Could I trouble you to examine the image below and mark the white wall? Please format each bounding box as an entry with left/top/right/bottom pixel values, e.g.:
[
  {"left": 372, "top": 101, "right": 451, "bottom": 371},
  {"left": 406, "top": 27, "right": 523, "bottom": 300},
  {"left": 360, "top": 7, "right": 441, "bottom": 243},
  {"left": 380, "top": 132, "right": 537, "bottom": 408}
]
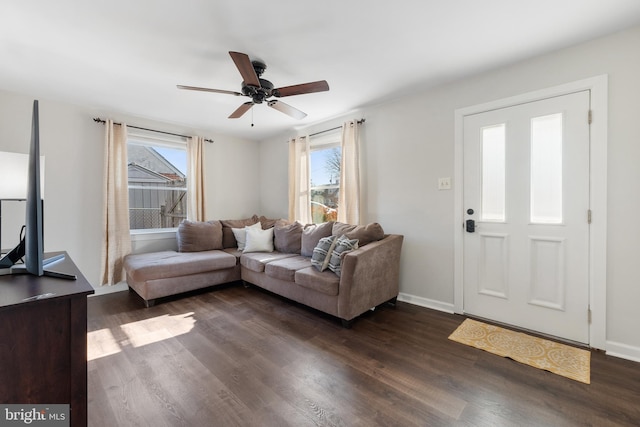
[
  {"left": 0, "top": 89, "right": 260, "bottom": 288},
  {"left": 259, "top": 25, "right": 640, "bottom": 357}
]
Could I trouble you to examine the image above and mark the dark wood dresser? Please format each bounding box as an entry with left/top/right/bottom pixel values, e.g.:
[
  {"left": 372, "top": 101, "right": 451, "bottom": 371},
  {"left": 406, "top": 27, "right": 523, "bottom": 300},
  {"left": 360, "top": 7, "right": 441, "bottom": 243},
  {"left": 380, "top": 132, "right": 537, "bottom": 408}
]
[{"left": 0, "top": 252, "right": 94, "bottom": 427}]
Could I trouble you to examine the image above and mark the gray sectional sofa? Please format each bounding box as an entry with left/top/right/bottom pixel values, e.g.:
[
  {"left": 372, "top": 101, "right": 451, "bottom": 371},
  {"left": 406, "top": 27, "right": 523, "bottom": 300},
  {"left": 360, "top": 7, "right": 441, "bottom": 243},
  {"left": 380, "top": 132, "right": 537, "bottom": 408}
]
[{"left": 123, "top": 215, "right": 403, "bottom": 327}]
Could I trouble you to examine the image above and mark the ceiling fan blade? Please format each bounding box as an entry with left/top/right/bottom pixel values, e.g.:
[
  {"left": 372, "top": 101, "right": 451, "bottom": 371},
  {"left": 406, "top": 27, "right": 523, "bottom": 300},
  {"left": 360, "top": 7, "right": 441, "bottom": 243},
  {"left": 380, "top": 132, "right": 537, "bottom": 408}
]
[
  {"left": 267, "top": 100, "right": 307, "bottom": 119},
  {"left": 177, "top": 85, "right": 242, "bottom": 96},
  {"left": 273, "top": 80, "right": 329, "bottom": 98},
  {"left": 229, "top": 102, "right": 254, "bottom": 119},
  {"left": 229, "top": 51, "right": 261, "bottom": 87}
]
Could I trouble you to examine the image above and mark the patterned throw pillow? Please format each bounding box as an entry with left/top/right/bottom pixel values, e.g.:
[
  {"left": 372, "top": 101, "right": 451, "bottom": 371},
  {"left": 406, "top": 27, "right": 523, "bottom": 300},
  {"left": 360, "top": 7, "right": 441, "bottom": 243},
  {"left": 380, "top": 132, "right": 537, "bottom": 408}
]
[
  {"left": 311, "top": 235, "right": 338, "bottom": 272},
  {"left": 328, "top": 235, "right": 359, "bottom": 277}
]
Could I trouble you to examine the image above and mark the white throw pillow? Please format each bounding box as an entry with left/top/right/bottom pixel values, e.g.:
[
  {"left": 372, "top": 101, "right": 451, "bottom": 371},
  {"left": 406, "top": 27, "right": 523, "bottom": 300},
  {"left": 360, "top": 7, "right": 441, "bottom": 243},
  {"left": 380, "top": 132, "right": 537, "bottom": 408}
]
[
  {"left": 232, "top": 222, "right": 262, "bottom": 251},
  {"left": 243, "top": 226, "right": 274, "bottom": 253}
]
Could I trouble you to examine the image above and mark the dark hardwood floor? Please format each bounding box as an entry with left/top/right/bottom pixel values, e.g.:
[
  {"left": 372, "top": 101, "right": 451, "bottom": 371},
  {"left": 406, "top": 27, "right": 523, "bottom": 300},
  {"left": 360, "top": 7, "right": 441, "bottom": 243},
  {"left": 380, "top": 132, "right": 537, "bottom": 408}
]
[{"left": 87, "top": 284, "right": 640, "bottom": 426}]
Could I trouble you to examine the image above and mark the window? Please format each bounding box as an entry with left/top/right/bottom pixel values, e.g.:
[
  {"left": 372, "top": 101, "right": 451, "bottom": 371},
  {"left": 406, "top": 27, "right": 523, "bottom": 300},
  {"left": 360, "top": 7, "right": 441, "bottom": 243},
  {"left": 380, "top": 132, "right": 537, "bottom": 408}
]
[
  {"left": 530, "top": 113, "right": 563, "bottom": 224},
  {"left": 127, "top": 135, "right": 187, "bottom": 231},
  {"left": 310, "top": 132, "right": 341, "bottom": 223},
  {"left": 481, "top": 124, "right": 506, "bottom": 222}
]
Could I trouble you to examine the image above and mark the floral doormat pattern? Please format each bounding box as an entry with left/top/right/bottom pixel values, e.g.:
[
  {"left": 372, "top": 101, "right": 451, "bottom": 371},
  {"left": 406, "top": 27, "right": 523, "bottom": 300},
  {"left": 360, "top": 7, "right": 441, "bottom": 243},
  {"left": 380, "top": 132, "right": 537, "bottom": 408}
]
[{"left": 448, "top": 318, "right": 590, "bottom": 384}]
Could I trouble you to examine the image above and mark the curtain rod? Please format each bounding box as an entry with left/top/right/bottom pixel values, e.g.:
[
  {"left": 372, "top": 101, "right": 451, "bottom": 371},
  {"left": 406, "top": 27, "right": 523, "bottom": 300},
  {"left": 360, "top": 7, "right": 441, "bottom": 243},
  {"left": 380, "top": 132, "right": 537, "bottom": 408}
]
[
  {"left": 93, "top": 118, "right": 214, "bottom": 143},
  {"left": 308, "top": 118, "right": 366, "bottom": 138}
]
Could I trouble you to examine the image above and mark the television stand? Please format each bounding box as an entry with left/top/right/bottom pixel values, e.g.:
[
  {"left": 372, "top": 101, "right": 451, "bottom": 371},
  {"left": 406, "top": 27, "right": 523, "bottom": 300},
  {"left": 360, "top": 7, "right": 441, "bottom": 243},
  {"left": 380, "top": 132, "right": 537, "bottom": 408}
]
[{"left": 0, "top": 251, "right": 93, "bottom": 427}]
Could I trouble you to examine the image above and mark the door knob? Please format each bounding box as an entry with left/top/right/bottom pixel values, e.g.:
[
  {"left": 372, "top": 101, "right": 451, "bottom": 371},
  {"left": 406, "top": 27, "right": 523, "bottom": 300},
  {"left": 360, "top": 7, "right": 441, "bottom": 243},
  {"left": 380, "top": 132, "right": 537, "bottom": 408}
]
[{"left": 466, "top": 219, "right": 475, "bottom": 233}]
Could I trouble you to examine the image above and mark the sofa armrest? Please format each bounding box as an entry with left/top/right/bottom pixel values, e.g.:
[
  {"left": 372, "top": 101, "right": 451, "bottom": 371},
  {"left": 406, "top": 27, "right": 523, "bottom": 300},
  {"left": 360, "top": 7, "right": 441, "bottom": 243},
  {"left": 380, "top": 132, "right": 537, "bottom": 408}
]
[{"left": 337, "top": 234, "right": 404, "bottom": 321}]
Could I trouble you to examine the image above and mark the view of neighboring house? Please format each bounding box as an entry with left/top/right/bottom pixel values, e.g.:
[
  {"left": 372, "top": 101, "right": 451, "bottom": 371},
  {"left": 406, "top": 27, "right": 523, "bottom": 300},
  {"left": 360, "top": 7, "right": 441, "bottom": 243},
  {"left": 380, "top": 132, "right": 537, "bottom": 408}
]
[{"left": 127, "top": 145, "right": 187, "bottom": 229}]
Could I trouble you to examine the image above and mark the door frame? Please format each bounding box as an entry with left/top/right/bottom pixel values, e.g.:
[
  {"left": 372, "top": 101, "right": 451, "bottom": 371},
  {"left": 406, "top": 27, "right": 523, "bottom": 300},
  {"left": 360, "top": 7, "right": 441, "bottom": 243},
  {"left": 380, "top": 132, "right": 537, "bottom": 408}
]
[{"left": 453, "top": 75, "right": 608, "bottom": 350}]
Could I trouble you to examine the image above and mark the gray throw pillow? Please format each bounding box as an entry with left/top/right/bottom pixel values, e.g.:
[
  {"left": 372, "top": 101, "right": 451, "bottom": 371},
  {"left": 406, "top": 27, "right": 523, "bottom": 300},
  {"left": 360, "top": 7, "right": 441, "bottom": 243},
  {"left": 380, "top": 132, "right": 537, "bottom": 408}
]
[
  {"left": 328, "top": 235, "right": 359, "bottom": 276},
  {"left": 301, "top": 221, "right": 334, "bottom": 257},
  {"left": 274, "top": 221, "right": 303, "bottom": 253},
  {"left": 311, "top": 235, "right": 337, "bottom": 272},
  {"left": 177, "top": 220, "right": 223, "bottom": 252}
]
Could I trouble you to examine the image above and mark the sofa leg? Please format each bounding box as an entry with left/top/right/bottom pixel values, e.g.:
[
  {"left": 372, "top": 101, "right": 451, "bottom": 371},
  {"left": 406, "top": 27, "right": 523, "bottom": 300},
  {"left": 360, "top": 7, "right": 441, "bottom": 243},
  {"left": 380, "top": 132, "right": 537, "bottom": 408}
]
[
  {"left": 242, "top": 280, "right": 250, "bottom": 288},
  {"left": 387, "top": 297, "right": 398, "bottom": 307},
  {"left": 341, "top": 318, "right": 354, "bottom": 329},
  {"left": 144, "top": 299, "right": 156, "bottom": 308}
]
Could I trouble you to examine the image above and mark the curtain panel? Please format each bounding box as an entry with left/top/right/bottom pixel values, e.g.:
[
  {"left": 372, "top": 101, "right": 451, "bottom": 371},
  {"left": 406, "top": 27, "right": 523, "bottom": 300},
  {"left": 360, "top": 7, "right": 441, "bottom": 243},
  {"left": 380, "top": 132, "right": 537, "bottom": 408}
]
[
  {"left": 338, "top": 120, "right": 361, "bottom": 224},
  {"left": 100, "top": 120, "right": 131, "bottom": 286},
  {"left": 288, "top": 136, "right": 311, "bottom": 224},
  {"left": 187, "top": 136, "right": 206, "bottom": 221}
]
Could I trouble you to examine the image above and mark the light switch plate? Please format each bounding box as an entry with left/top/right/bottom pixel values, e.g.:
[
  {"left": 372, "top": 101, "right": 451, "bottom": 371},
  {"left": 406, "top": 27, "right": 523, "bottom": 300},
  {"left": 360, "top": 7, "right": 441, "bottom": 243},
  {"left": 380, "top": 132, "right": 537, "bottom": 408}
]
[{"left": 438, "top": 177, "right": 451, "bottom": 190}]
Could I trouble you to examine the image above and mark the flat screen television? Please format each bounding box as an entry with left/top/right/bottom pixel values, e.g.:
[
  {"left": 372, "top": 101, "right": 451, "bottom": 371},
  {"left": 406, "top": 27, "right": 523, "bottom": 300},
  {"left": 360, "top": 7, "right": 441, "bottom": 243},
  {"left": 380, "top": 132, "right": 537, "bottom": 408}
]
[{"left": 0, "top": 100, "right": 76, "bottom": 280}]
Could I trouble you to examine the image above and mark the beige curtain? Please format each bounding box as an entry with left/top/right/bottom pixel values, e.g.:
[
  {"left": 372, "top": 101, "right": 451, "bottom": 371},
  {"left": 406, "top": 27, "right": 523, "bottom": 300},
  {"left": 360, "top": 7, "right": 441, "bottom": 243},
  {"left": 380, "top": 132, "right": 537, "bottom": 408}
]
[
  {"left": 187, "top": 136, "right": 206, "bottom": 221},
  {"left": 100, "top": 120, "right": 131, "bottom": 285},
  {"left": 338, "top": 120, "right": 361, "bottom": 224},
  {"left": 288, "top": 136, "right": 311, "bottom": 224}
]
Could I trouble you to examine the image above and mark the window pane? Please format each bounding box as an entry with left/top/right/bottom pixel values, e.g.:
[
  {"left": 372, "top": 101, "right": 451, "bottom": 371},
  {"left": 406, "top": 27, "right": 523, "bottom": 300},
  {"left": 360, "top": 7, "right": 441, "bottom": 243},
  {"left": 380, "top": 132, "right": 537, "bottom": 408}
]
[
  {"left": 481, "top": 124, "right": 506, "bottom": 221},
  {"left": 127, "top": 143, "right": 187, "bottom": 229},
  {"left": 310, "top": 146, "right": 341, "bottom": 223},
  {"left": 531, "top": 113, "right": 563, "bottom": 224}
]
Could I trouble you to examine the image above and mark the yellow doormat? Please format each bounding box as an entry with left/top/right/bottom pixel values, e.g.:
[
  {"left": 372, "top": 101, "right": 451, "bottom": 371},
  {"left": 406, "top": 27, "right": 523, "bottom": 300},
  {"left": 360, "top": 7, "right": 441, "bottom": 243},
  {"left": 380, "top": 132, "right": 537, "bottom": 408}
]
[{"left": 448, "top": 318, "right": 590, "bottom": 384}]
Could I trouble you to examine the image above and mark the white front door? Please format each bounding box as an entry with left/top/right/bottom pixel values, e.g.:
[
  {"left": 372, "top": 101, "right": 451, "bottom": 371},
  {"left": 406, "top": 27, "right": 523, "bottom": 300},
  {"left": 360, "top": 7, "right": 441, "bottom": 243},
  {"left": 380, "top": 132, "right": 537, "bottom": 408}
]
[{"left": 462, "top": 90, "right": 590, "bottom": 343}]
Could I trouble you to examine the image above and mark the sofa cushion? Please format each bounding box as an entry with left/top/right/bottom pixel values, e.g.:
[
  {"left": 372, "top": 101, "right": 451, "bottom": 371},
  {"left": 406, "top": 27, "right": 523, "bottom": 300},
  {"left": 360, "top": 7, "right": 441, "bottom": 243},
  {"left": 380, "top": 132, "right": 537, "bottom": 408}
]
[
  {"left": 240, "top": 252, "right": 298, "bottom": 273},
  {"left": 221, "top": 215, "right": 259, "bottom": 248},
  {"left": 232, "top": 222, "right": 262, "bottom": 251},
  {"left": 344, "top": 222, "right": 385, "bottom": 246},
  {"left": 124, "top": 250, "right": 237, "bottom": 282},
  {"left": 264, "top": 256, "right": 311, "bottom": 282},
  {"left": 244, "top": 226, "right": 274, "bottom": 253},
  {"left": 310, "top": 235, "right": 338, "bottom": 272},
  {"left": 328, "top": 235, "right": 359, "bottom": 277},
  {"left": 332, "top": 222, "right": 357, "bottom": 237},
  {"left": 259, "top": 215, "right": 281, "bottom": 230},
  {"left": 294, "top": 267, "right": 340, "bottom": 296},
  {"left": 301, "top": 221, "right": 334, "bottom": 257},
  {"left": 177, "top": 220, "right": 223, "bottom": 252},
  {"left": 223, "top": 248, "right": 242, "bottom": 264},
  {"left": 274, "top": 221, "right": 303, "bottom": 253}
]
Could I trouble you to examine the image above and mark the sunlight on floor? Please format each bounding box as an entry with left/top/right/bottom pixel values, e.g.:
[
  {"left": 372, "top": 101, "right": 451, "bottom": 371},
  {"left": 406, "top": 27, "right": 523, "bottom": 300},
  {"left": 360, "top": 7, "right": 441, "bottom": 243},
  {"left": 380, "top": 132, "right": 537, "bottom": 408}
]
[{"left": 88, "top": 312, "right": 196, "bottom": 361}]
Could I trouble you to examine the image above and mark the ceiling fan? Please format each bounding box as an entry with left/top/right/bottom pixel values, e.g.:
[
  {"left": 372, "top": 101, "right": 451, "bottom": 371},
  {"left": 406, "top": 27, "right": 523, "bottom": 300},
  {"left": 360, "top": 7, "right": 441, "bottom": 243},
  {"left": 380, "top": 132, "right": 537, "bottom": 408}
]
[{"left": 177, "top": 51, "right": 329, "bottom": 120}]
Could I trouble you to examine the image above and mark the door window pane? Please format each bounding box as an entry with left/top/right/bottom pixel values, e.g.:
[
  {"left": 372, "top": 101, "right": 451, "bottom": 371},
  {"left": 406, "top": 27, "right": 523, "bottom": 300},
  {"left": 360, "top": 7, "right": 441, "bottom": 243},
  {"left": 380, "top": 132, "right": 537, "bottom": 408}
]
[
  {"left": 531, "top": 113, "right": 563, "bottom": 224},
  {"left": 481, "top": 124, "right": 506, "bottom": 221}
]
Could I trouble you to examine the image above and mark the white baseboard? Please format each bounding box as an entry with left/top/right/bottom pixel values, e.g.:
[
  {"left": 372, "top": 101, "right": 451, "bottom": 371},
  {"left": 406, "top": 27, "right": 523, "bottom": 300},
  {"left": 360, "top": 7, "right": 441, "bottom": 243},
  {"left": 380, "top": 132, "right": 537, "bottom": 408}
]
[
  {"left": 606, "top": 341, "right": 640, "bottom": 363},
  {"left": 398, "top": 292, "right": 454, "bottom": 314}
]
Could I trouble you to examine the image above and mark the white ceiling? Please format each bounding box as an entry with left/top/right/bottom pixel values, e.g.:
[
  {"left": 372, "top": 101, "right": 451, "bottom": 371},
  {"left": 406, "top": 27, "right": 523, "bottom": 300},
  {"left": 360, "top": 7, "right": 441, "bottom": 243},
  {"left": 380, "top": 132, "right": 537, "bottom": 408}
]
[{"left": 2, "top": 0, "right": 640, "bottom": 141}]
